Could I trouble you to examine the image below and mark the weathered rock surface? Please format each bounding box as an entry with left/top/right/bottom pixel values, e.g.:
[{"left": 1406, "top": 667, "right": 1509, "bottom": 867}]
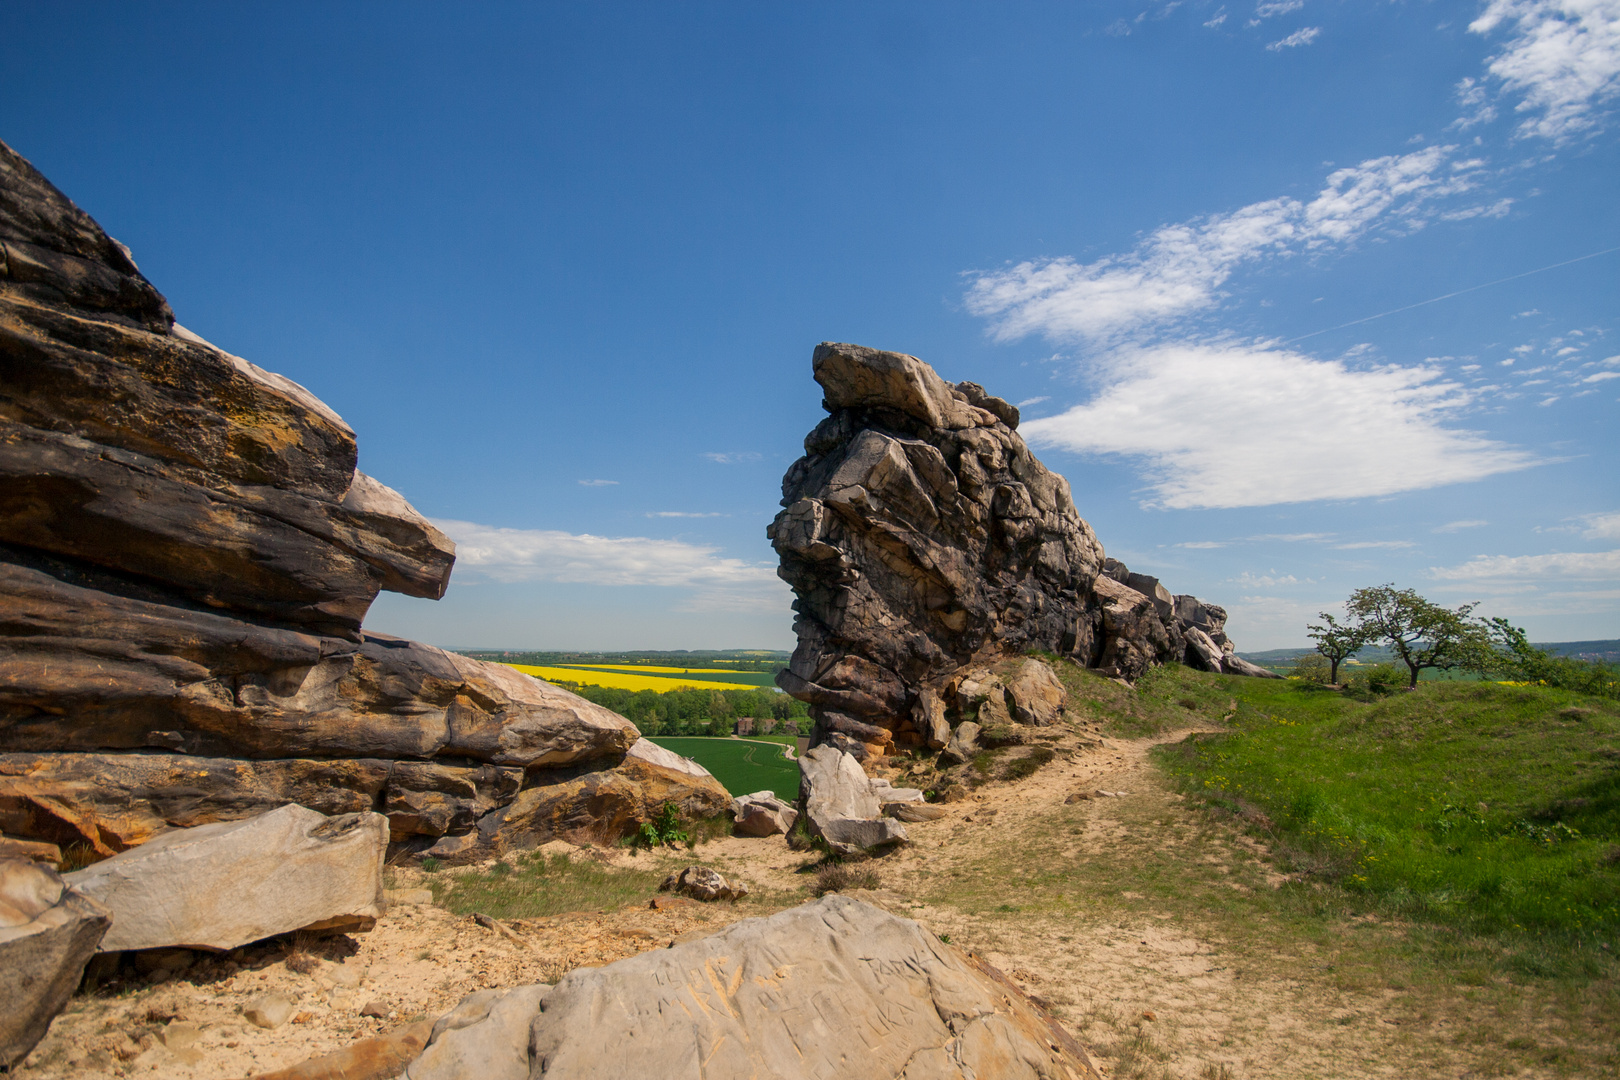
[
  {"left": 0, "top": 858, "right": 111, "bottom": 1070},
  {"left": 769, "top": 342, "right": 1276, "bottom": 758},
  {"left": 730, "top": 790, "right": 798, "bottom": 836},
  {"left": 400, "top": 985, "right": 549, "bottom": 1080},
  {"left": 472, "top": 739, "right": 732, "bottom": 856},
  {"left": 659, "top": 865, "right": 748, "bottom": 901},
  {"left": 64, "top": 803, "right": 387, "bottom": 951},
  {"left": 251, "top": 1019, "right": 434, "bottom": 1080},
  {"left": 392, "top": 895, "right": 1101, "bottom": 1080},
  {"left": 0, "top": 138, "right": 717, "bottom": 859},
  {"left": 799, "top": 745, "right": 908, "bottom": 854}
]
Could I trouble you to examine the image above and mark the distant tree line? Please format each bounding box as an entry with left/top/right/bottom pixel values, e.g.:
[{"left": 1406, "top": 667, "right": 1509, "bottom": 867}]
[
  {"left": 1304, "top": 584, "right": 1618, "bottom": 697},
  {"left": 557, "top": 684, "right": 811, "bottom": 735}
]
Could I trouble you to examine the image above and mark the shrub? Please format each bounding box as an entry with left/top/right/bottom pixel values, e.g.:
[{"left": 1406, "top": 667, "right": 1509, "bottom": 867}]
[
  {"left": 811, "top": 861, "right": 880, "bottom": 896},
  {"left": 623, "top": 802, "right": 690, "bottom": 851},
  {"left": 1290, "top": 654, "right": 1332, "bottom": 683}
]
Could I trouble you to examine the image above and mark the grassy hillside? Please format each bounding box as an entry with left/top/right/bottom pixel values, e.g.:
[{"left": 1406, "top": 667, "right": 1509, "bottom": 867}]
[
  {"left": 647, "top": 736, "right": 800, "bottom": 801},
  {"left": 1149, "top": 673, "right": 1619, "bottom": 967}
]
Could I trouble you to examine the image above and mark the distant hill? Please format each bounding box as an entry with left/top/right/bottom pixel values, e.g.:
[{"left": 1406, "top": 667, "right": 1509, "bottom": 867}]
[
  {"left": 1238, "top": 639, "right": 1620, "bottom": 671},
  {"left": 458, "top": 649, "right": 792, "bottom": 674}
]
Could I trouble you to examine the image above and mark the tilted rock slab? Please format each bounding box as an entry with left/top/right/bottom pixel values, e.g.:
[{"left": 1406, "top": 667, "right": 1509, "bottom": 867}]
[
  {"left": 0, "top": 858, "right": 110, "bottom": 1070},
  {"left": 799, "top": 744, "right": 907, "bottom": 855},
  {"left": 395, "top": 895, "right": 1101, "bottom": 1080},
  {"left": 64, "top": 803, "right": 387, "bottom": 952},
  {"left": 770, "top": 342, "right": 1274, "bottom": 758},
  {"left": 0, "top": 138, "right": 703, "bottom": 857},
  {"left": 731, "top": 790, "right": 799, "bottom": 837}
]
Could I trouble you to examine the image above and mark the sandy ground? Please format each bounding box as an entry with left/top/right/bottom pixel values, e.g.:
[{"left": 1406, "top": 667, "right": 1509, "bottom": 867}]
[{"left": 17, "top": 729, "right": 1592, "bottom": 1079}]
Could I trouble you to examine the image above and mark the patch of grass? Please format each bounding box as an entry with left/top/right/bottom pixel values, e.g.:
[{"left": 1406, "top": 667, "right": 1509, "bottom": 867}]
[
  {"left": 1156, "top": 679, "right": 1620, "bottom": 952},
  {"left": 1003, "top": 745, "right": 1057, "bottom": 782},
  {"left": 1039, "top": 655, "right": 1236, "bottom": 738},
  {"left": 647, "top": 736, "right": 800, "bottom": 800},
  {"left": 811, "top": 862, "right": 881, "bottom": 896},
  {"left": 426, "top": 850, "right": 668, "bottom": 919}
]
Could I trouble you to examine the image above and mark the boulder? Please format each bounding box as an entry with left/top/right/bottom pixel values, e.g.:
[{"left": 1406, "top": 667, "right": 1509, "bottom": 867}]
[
  {"left": 942, "top": 720, "right": 982, "bottom": 766},
  {"left": 392, "top": 895, "right": 1101, "bottom": 1080},
  {"left": 771, "top": 342, "right": 1258, "bottom": 752},
  {"left": 888, "top": 802, "right": 949, "bottom": 822},
  {"left": 730, "top": 790, "right": 798, "bottom": 837},
  {"left": 401, "top": 985, "right": 551, "bottom": 1080},
  {"left": 798, "top": 746, "right": 908, "bottom": 855},
  {"left": 0, "top": 858, "right": 111, "bottom": 1070},
  {"left": 0, "top": 139, "right": 702, "bottom": 860},
  {"left": 1184, "top": 626, "right": 1226, "bottom": 673},
  {"left": 1222, "top": 653, "right": 1283, "bottom": 680},
  {"left": 659, "top": 866, "right": 748, "bottom": 901},
  {"left": 1005, "top": 658, "right": 1067, "bottom": 725},
  {"left": 64, "top": 804, "right": 387, "bottom": 952},
  {"left": 478, "top": 739, "right": 730, "bottom": 852}
]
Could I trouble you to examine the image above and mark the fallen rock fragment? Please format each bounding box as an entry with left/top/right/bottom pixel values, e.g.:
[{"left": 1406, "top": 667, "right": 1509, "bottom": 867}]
[
  {"left": 659, "top": 865, "right": 748, "bottom": 902},
  {"left": 243, "top": 994, "right": 294, "bottom": 1030},
  {"left": 730, "top": 790, "right": 798, "bottom": 837},
  {"left": 799, "top": 745, "right": 907, "bottom": 855},
  {"left": 392, "top": 895, "right": 1101, "bottom": 1080},
  {"left": 65, "top": 803, "right": 387, "bottom": 952},
  {"left": 249, "top": 1020, "right": 432, "bottom": 1080},
  {"left": 0, "top": 858, "right": 111, "bottom": 1070}
]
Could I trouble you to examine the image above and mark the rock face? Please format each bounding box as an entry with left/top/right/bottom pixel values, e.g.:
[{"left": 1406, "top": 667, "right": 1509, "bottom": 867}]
[
  {"left": 799, "top": 745, "right": 908, "bottom": 854},
  {"left": 64, "top": 804, "right": 387, "bottom": 952},
  {"left": 396, "top": 895, "right": 1101, "bottom": 1080},
  {"left": 769, "top": 342, "right": 1276, "bottom": 757},
  {"left": 0, "top": 859, "right": 111, "bottom": 1070}
]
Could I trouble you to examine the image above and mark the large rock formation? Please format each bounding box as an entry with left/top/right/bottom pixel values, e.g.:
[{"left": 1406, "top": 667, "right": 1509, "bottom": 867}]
[
  {"left": 396, "top": 895, "right": 1102, "bottom": 1080},
  {"left": 769, "top": 343, "right": 1275, "bottom": 757},
  {"left": 0, "top": 139, "right": 726, "bottom": 860}
]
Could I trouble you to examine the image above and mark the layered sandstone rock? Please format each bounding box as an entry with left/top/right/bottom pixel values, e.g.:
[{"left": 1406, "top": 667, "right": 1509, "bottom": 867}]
[
  {"left": 769, "top": 343, "right": 1275, "bottom": 757},
  {"left": 0, "top": 859, "right": 110, "bottom": 1070},
  {"left": 0, "top": 139, "right": 720, "bottom": 860}
]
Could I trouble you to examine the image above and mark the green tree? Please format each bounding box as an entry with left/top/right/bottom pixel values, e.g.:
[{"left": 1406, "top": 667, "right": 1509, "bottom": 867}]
[
  {"left": 1305, "top": 612, "right": 1366, "bottom": 685},
  {"left": 1345, "top": 584, "right": 1486, "bottom": 689}
]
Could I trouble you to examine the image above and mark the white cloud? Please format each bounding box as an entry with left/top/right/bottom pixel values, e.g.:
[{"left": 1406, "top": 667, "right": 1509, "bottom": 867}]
[
  {"left": 1452, "top": 76, "right": 1500, "bottom": 128},
  {"left": 703, "top": 452, "right": 763, "bottom": 464},
  {"left": 1016, "top": 395, "right": 1051, "bottom": 407},
  {"left": 435, "top": 519, "right": 789, "bottom": 612},
  {"left": 646, "top": 511, "right": 729, "bottom": 518},
  {"left": 1232, "top": 570, "right": 1304, "bottom": 587},
  {"left": 577, "top": 479, "right": 618, "bottom": 487},
  {"left": 1584, "top": 370, "right": 1620, "bottom": 381},
  {"left": 1576, "top": 510, "right": 1620, "bottom": 538},
  {"left": 1254, "top": 0, "right": 1304, "bottom": 16},
  {"left": 1434, "top": 519, "right": 1490, "bottom": 532},
  {"left": 1205, "top": 7, "right": 1229, "bottom": 28},
  {"left": 1439, "top": 198, "right": 1515, "bottom": 220},
  {"left": 1334, "top": 540, "right": 1417, "bottom": 549},
  {"left": 1267, "top": 26, "right": 1322, "bottom": 50},
  {"left": 1431, "top": 548, "right": 1620, "bottom": 580},
  {"left": 1019, "top": 342, "right": 1540, "bottom": 509},
  {"left": 964, "top": 146, "right": 1470, "bottom": 347},
  {"left": 1469, "top": 0, "right": 1620, "bottom": 142}
]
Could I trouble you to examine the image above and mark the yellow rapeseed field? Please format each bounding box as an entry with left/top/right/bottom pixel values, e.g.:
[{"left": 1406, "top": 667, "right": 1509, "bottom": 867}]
[
  {"left": 558, "top": 663, "right": 750, "bottom": 674},
  {"left": 505, "top": 664, "right": 758, "bottom": 692}
]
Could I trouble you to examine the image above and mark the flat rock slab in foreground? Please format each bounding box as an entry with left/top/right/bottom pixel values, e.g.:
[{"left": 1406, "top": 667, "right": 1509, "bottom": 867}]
[
  {"left": 65, "top": 804, "right": 387, "bottom": 952},
  {"left": 400, "top": 894, "right": 1100, "bottom": 1080},
  {"left": 0, "top": 858, "right": 110, "bottom": 1070}
]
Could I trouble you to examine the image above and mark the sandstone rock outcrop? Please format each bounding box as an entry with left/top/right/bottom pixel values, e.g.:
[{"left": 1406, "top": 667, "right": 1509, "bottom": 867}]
[
  {"left": 730, "top": 790, "right": 798, "bottom": 836},
  {"left": 0, "top": 859, "right": 111, "bottom": 1070},
  {"left": 769, "top": 342, "right": 1276, "bottom": 757},
  {"left": 0, "top": 139, "right": 718, "bottom": 861},
  {"left": 64, "top": 804, "right": 388, "bottom": 952},
  {"left": 395, "top": 895, "right": 1101, "bottom": 1080},
  {"left": 799, "top": 744, "right": 908, "bottom": 854}
]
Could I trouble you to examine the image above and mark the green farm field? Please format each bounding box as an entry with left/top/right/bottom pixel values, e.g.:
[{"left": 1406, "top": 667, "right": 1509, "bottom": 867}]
[{"left": 648, "top": 736, "right": 799, "bottom": 801}]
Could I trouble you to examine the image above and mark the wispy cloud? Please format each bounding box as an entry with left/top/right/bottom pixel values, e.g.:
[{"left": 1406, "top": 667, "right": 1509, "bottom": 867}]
[
  {"left": 964, "top": 146, "right": 1473, "bottom": 348},
  {"left": 1267, "top": 26, "right": 1322, "bottom": 50},
  {"left": 1020, "top": 343, "right": 1538, "bottom": 509},
  {"left": 1016, "top": 395, "right": 1051, "bottom": 408},
  {"left": 1175, "top": 532, "right": 1333, "bottom": 548},
  {"left": 1431, "top": 548, "right": 1620, "bottom": 580},
  {"left": 703, "top": 452, "right": 763, "bottom": 464},
  {"left": 577, "top": 479, "right": 619, "bottom": 487},
  {"left": 436, "top": 519, "right": 789, "bottom": 612},
  {"left": 645, "top": 511, "right": 729, "bottom": 518},
  {"left": 1469, "top": 0, "right": 1620, "bottom": 142},
  {"left": 1254, "top": 0, "right": 1304, "bottom": 17},
  {"left": 1576, "top": 510, "right": 1620, "bottom": 539},
  {"left": 1231, "top": 570, "right": 1306, "bottom": 587},
  {"left": 1334, "top": 540, "right": 1417, "bottom": 550},
  {"left": 1434, "top": 519, "right": 1490, "bottom": 532},
  {"left": 1204, "top": 7, "right": 1229, "bottom": 28}
]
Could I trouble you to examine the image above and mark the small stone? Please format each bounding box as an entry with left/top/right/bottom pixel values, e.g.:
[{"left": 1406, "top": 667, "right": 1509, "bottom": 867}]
[
  {"left": 320, "top": 960, "right": 365, "bottom": 988},
  {"left": 243, "top": 994, "right": 294, "bottom": 1030},
  {"left": 293, "top": 1011, "right": 315, "bottom": 1024},
  {"left": 360, "top": 1000, "right": 389, "bottom": 1018},
  {"left": 156, "top": 1022, "right": 200, "bottom": 1051},
  {"left": 1065, "top": 792, "right": 1092, "bottom": 804}
]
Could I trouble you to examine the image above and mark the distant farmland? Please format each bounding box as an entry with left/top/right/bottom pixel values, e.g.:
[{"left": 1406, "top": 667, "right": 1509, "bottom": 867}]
[
  {"left": 506, "top": 663, "right": 769, "bottom": 692},
  {"left": 647, "top": 737, "right": 800, "bottom": 801}
]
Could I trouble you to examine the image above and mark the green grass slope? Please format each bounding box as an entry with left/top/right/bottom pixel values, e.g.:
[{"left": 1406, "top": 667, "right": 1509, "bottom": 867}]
[{"left": 648, "top": 736, "right": 800, "bottom": 801}]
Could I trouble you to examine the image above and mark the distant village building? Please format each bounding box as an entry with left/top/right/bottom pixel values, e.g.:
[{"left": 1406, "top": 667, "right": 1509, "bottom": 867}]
[{"left": 735, "top": 717, "right": 755, "bottom": 736}]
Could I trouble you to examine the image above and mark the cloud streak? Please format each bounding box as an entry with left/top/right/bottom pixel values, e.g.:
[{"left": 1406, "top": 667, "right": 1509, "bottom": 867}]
[
  {"left": 436, "top": 519, "right": 790, "bottom": 612},
  {"left": 1470, "top": 0, "right": 1620, "bottom": 142},
  {"left": 1431, "top": 548, "right": 1620, "bottom": 581}
]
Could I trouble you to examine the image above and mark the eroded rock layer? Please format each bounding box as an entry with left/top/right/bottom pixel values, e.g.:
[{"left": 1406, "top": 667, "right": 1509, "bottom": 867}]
[
  {"left": 0, "top": 139, "right": 726, "bottom": 857},
  {"left": 770, "top": 342, "right": 1274, "bottom": 757}
]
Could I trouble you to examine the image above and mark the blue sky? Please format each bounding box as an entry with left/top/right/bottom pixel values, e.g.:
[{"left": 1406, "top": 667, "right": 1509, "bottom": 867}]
[{"left": 4, "top": 1, "right": 1616, "bottom": 651}]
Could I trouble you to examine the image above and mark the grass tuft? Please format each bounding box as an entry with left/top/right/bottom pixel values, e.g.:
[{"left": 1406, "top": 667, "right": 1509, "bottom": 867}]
[{"left": 425, "top": 850, "right": 669, "bottom": 919}]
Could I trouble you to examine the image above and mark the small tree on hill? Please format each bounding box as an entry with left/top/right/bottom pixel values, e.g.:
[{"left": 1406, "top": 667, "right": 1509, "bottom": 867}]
[
  {"left": 1345, "top": 584, "right": 1487, "bottom": 689},
  {"left": 1305, "top": 612, "right": 1366, "bottom": 685}
]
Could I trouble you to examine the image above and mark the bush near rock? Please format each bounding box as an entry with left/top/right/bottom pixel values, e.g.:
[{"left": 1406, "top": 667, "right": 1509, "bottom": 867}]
[
  {"left": 0, "top": 138, "right": 719, "bottom": 860},
  {"left": 768, "top": 342, "right": 1277, "bottom": 764},
  {"left": 0, "top": 858, "right": 111, "bottom": 1070}
]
